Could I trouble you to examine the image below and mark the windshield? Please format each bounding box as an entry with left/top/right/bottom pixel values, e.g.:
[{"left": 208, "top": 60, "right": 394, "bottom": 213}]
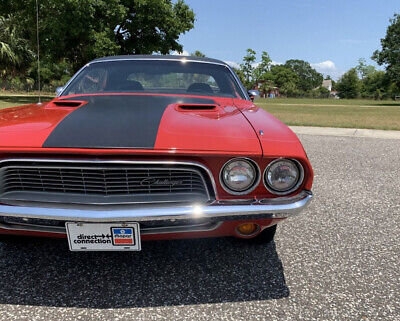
[{"left": 62, "top": 60, "right": 245, "bottom": 99}]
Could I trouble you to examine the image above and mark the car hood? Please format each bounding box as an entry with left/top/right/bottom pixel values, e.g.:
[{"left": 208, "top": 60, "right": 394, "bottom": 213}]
[{"left": 0, "top": 94, "right": 261, "bottom": 154}]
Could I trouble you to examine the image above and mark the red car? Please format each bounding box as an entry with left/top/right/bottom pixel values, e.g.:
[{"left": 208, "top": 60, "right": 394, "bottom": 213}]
[{"left": 0, "top": 55, "right": 313, "bottom": 251}]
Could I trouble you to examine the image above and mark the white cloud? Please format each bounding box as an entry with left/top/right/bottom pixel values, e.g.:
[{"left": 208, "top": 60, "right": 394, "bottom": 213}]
[
  {"left": 311, "top": 60, "right": 344, "bottom": 80},
  {"left": 311, "top": 60, "right": 336, "bottom": 71},
  {"left": 170, "top": 50, "right": 189, "bottom": 56},
  {"left": 224, "top": 61, "right": 240, "bottom": 69}
]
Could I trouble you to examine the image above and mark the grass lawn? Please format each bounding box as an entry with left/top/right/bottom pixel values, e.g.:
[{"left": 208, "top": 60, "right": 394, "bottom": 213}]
[
  {"left": 0, "top": 93, "right": 54, "bottom": 110},
  {"left": 257, "top": 97, "right": 400, "bottom": 107},
  {"left": 256, "top": 98, "right": 400, "bottom": 131}
]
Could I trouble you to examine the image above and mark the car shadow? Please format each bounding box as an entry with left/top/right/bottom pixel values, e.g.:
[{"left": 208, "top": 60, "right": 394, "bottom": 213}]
[{"left": 0, "top": 236, "right": 289, "bottom": 308}]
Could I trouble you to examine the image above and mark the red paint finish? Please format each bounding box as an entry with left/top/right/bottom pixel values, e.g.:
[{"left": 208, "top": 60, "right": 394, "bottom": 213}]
[
  {"left": 0, "top": 102, "right": 71, "bottom": 148},
  {"left": 0, "top": 92, "right": 313, "bottom": 240},
  {"left": 233, "top": 99, "right": 314, "bottom": 191},
  {"left": 154, "top": 98, "right": 261, "bottom": 153}
]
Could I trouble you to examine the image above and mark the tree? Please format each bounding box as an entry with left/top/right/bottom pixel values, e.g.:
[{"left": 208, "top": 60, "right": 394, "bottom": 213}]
[
  {"left": 356, "top": 58, "right": 376, "bottom": 79},
  {"left": 314, "top": 86, "right": 330, "bottom": 98},
  {"left": 253, "top": 51, "right": 272, "bottom": 82},
  {"left": 0, "top": 15, "right": 33, "bottom": 76},
  {"left": 0, "top": 0, "right": 195, "bottom": 73},
  {"left": 360, "top": 70, "right": 390, "bottom": 99},
  {"left": 232, "top": 67, "right": 246, "bottom": 88},
  {"left": 240, "top": 48, "right": 256, "bottom": 89},
  {"left": 0, "top": 18, "right": 16, "bottom": 64},
  {"left": 336, "top": 68, "right": 360, "bottom": 99},
  {"left": 191, "top": 50, "right": 206, "bottom": 57},
  {"left": 280, "top": 81, "right": 302, "bottom": 97},
  {"left": 269, "top": 65, "right": 298, "bottom": 89},
  {"left": 115, "top": 0, "right": 195, "bottom": 56},
  {"left": 284, "top": 59, "right": 323, "bottom": 91},
  {"left": 373, "top": 14, "right": 400, "bottom": 87}
]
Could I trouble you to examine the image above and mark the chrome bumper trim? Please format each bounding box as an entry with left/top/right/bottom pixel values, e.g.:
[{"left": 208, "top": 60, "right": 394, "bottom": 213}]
[
  {"left": 0, "top": 191, "right": 312, "bottom": 223},
  {"left": 0, "top": 221, "right": 223, "bottom": 235}
]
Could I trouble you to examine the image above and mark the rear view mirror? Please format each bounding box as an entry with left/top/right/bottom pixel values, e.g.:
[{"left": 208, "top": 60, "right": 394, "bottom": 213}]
[
  {"left": 248, "top": 90, "right": 260, "bottom": 101},
  {"left": 55, "top": 87, "right": 64, "bottom": 96}
]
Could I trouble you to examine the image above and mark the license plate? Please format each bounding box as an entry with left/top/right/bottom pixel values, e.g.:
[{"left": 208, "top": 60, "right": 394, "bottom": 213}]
[{"left": 66, "top": 222, "right": 141, "bottom": 251}]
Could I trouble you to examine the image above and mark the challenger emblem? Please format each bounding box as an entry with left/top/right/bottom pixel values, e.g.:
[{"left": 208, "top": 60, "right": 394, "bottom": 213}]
[{"left": 140, "top": 178, "right": 183, "bottom": 186}]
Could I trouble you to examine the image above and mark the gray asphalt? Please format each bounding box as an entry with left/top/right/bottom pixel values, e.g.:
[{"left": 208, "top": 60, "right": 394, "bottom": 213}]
[{"left": 0, "top": 135, "right": 399, "bottom": 321}]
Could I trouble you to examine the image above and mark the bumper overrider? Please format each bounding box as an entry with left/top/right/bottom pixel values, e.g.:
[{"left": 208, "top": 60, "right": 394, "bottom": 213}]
[{"left": 0, "top": 191, "right": 312, "bottom": 224}]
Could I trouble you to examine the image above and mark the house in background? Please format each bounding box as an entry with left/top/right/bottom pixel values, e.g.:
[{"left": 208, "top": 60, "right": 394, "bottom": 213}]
[
  {"left": 254, "top": 80, "right": 280, "bottom": 98},
  {"left": 321, "top": 79, "right": 340, "bottom": 98},
  {"left": 322, "top": 79, "right": 332, "bottom": 91}
]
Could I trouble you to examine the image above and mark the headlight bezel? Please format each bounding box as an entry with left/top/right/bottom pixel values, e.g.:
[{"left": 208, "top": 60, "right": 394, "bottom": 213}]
[
  {"left": 219, "top": 158, "right": 261, "bottom": 195},
  {"left": 263, "top": 158, "right": 304, "bottom": 195}
]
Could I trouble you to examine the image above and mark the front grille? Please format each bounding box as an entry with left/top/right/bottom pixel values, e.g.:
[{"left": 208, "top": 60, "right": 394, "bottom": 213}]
[{"left": 0, "top": 160, "right": 213, "bottom": 205}]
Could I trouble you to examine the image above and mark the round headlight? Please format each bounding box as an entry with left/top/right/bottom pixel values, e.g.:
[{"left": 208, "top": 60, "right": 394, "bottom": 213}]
[
  {"left": 220, "top": 158, "right": 259, "bottom": 194},
  {"left": 264, "top": 159, "right": 304, "bottom": 195}
]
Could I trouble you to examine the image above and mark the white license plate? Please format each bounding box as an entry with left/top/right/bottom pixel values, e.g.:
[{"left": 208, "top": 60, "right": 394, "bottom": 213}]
[{"left": 66, "top": 222, "right": 141, "bottom": 251}]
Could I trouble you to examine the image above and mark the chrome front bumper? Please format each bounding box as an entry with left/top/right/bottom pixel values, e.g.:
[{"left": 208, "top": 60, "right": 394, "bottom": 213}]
[{"left": 0, "top": 191, "right": 313, "bottom": 223}]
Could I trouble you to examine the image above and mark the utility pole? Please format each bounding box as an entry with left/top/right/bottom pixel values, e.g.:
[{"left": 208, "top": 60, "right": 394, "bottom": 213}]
[{"left": 36, "top": 0, "right": 41, "bottom": 104}]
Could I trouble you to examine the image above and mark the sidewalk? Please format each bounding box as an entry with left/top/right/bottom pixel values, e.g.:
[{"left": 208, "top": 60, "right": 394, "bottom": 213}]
[{"left": 290, "top": 126, "right": 400, "bottom": 140}]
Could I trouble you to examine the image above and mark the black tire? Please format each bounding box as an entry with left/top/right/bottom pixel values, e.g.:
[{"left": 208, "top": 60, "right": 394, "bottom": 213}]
[{"left": 248, "top": 224, "right": 277, "bottom": 244}]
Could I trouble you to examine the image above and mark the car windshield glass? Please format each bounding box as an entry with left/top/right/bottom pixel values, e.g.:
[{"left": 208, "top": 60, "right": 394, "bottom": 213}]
[{"left": 62, "top": 60, "right": 245, "bottom": 99}]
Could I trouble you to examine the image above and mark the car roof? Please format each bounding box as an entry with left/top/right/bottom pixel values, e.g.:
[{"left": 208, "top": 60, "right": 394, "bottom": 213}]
[{"left": 91, "top": 55, "right": 229, "bottom": 66}]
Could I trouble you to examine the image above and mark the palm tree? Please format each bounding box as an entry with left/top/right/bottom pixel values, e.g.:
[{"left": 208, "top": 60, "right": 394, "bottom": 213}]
[
  {"left": 0, "top": 16, "right": 18, "bottom": 64},
  {"left": 0, "top": 15, "right": 33, "bottom": 74}
]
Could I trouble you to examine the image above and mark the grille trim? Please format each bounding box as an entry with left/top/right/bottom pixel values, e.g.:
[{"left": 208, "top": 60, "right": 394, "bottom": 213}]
[{"left": 0, "top": 159, "right": 216, "bottom": 205}]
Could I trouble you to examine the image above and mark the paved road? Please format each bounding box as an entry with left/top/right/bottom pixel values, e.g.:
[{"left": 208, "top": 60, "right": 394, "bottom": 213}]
[{"left": 0, "top": 135, "right": 399, "bottom": 321}]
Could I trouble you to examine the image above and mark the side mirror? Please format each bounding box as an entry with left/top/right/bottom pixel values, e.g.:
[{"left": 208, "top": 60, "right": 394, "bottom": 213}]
[
  {"left": 55, "top": 87, "right": 64, "bottom": 96},
  {"left": 248, "top": 90, "right": 260, "bottom": 101}
]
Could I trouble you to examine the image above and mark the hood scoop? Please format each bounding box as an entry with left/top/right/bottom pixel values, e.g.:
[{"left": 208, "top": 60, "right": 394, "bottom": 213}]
[
  {"left": 177, "top": 103, "right": 217, "bottom": 111},
  {"left": 51, "top": 100, "right": 87, "bottom": 108}
]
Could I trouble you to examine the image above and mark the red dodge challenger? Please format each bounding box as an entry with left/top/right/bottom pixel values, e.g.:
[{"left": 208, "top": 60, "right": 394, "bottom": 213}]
[{"left": 0, "top": 55, "right": 313, "bottom": 251}]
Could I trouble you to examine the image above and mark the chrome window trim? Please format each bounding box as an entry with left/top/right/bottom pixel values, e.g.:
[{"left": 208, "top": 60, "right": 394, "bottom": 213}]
[
  {"left": 0, "top": 158, "right": 218, "bottom": 200},
  {"left": 58, "top": 58, "right": 249, "bottom": 100},
  {"left": 263, "top": 158, "right": 305, "bottom": 196},
  {"left": 219, "top": 157, "right": 261, "bottom": 196}
]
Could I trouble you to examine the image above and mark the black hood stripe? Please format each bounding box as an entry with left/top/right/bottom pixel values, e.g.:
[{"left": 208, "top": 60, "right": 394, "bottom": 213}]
[{"left": 43, "top": 95, "right": 214, "bottom": 149}]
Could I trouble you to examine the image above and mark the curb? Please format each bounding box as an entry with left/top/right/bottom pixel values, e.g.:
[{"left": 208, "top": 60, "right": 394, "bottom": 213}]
[{"left": 290, "top": 126, "right": 400, "bottom": 140}]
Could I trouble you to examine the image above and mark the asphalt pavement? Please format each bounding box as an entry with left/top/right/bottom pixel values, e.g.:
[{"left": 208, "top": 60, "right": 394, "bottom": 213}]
[{"left": 0, "top": 134, "right": 399, "bottom": 321}]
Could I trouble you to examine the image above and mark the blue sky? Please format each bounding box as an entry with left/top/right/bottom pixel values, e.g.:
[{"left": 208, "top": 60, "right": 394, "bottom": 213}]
[{"left": 177, "top": 0, "right": 399, "bottom": 79}]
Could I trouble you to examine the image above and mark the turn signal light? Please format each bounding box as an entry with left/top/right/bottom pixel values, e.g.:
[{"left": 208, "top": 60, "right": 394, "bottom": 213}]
[{"left": 236, "top": 223, "right": 259, "bottom": 236}]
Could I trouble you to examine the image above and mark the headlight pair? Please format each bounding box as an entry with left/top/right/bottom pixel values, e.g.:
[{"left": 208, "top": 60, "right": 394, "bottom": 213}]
[{"left": 220, "top": 158, "right": 304, "bottom": 196}]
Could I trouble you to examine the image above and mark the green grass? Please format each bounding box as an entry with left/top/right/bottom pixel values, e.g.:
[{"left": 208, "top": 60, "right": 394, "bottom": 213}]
[
  {"left": 257, "top": 97, "right": 400, "bottom": 107},
  {"left": 0, "top": 93, "right": 54, "bottom": 110},
  {"left": 256, "top": 98, "right": 400, "bottom": 130}
]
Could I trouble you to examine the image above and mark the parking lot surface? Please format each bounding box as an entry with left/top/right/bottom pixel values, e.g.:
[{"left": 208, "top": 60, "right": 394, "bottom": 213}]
[{"left": 0, "top": 134, "right": 399, "bottom": 321}]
